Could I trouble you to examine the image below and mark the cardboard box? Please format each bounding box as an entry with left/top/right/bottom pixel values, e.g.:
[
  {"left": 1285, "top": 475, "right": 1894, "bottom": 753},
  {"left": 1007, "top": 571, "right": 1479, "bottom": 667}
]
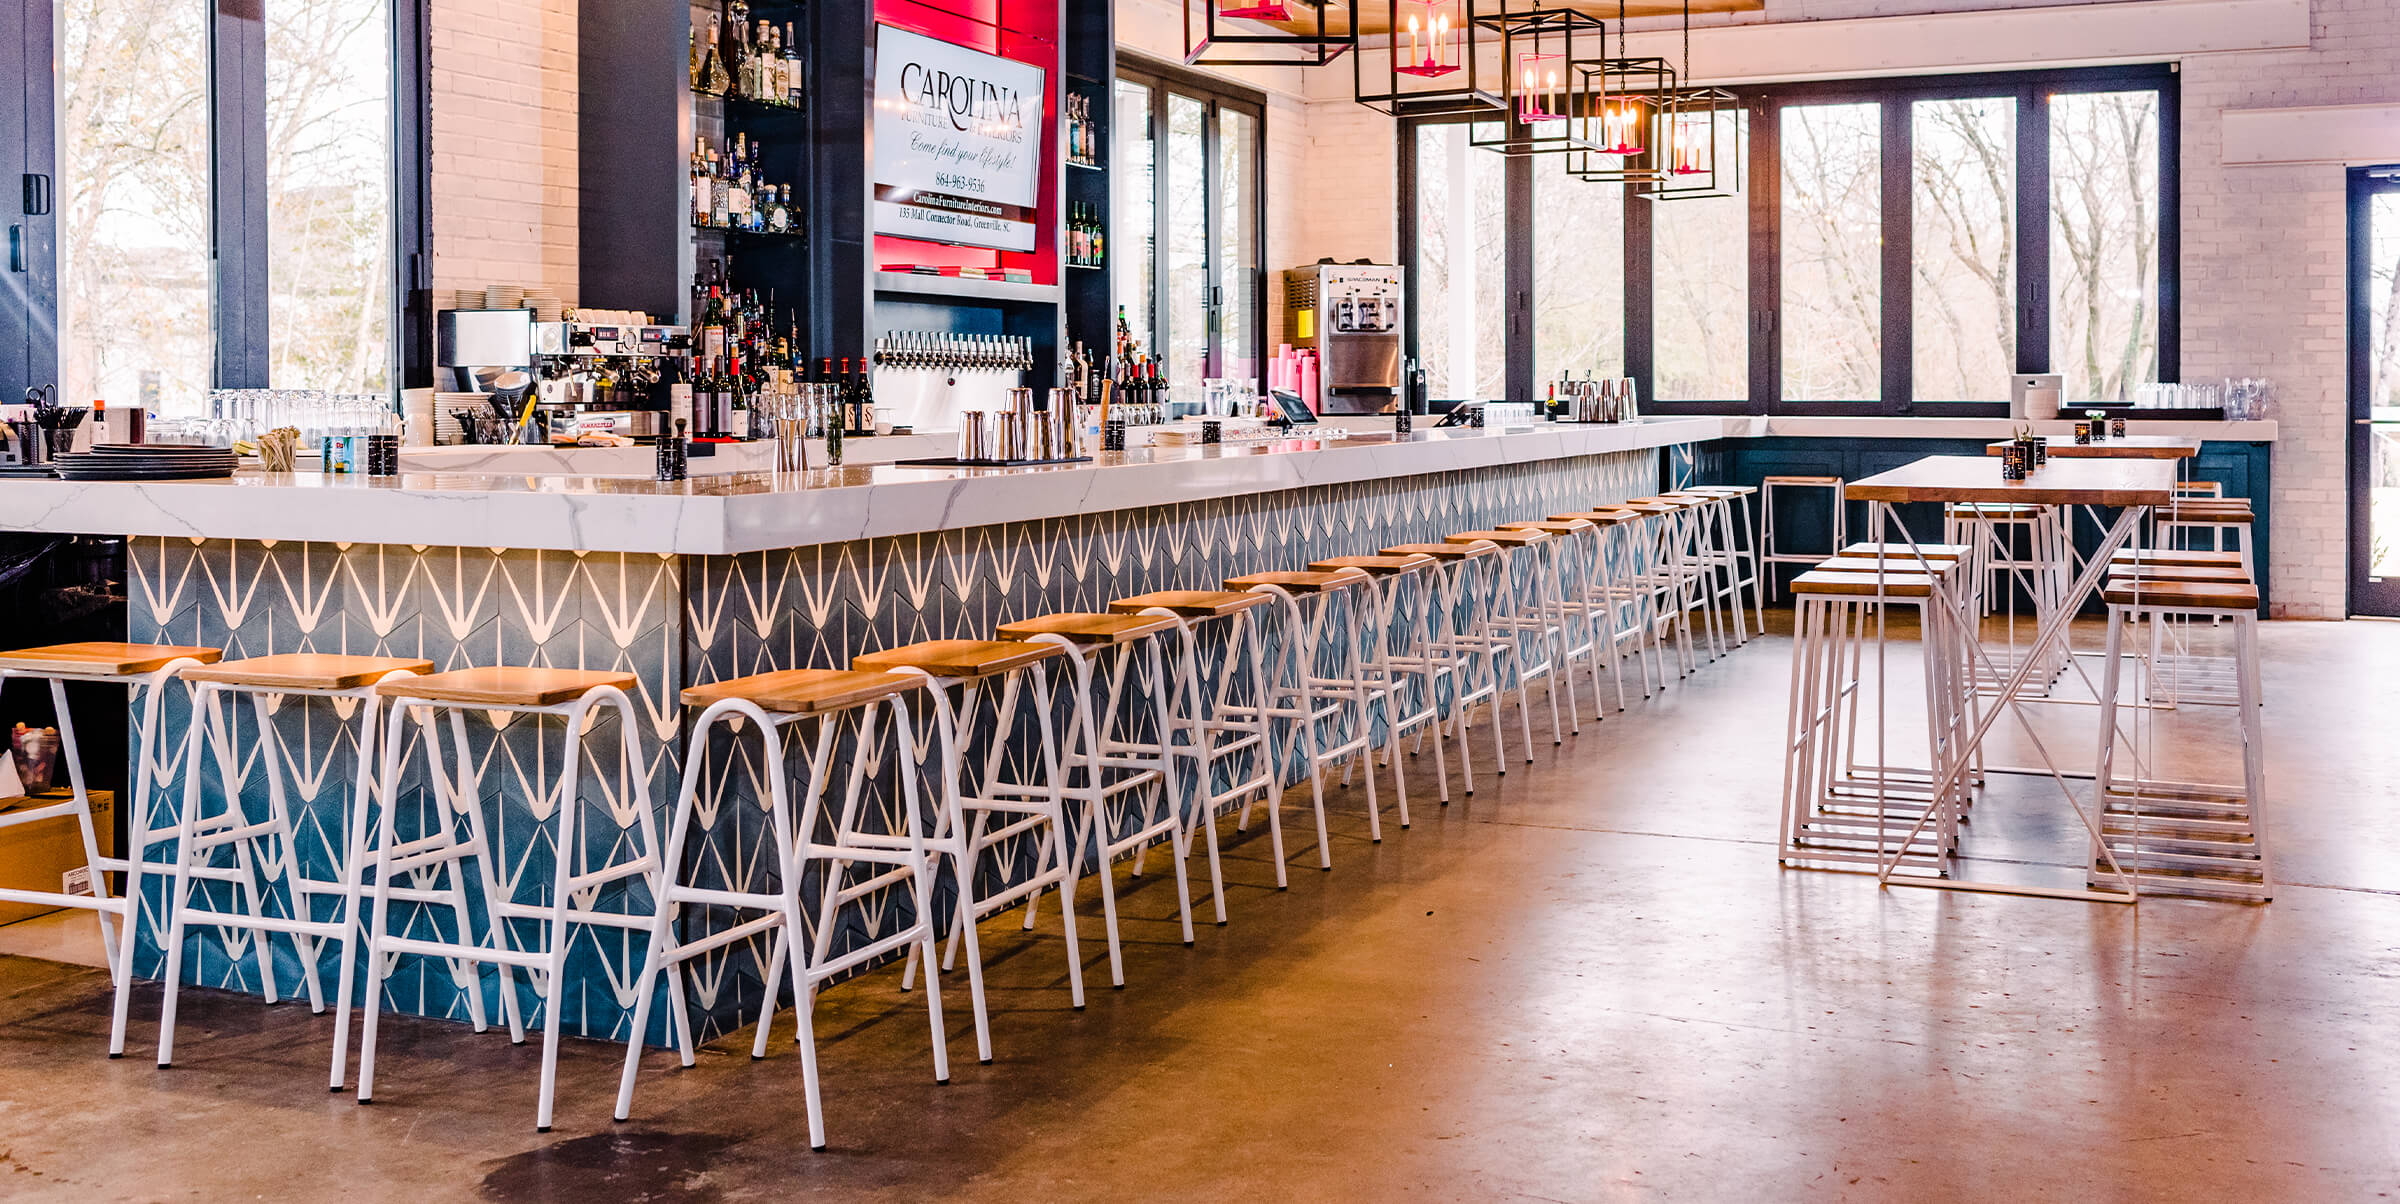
[{"left": 0, "top": 790, "right": 115, "bottom": 926}]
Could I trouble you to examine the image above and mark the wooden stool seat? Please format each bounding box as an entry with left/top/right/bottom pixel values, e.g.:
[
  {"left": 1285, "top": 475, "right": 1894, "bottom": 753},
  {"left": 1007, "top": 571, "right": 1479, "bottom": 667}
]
[
  {"left": 1549, "top": 509, "right": 1638, "bottom": 525},
  {"left": 181, "top": 653, "right": 434, "bottom": 691},
  {"left": 1619, "top": 497, "right": 1694, "bottom": 510},
  {"left": 1841, "top": 542, "right": 1968, "bottom": 562},
  {"left": 1792, "top": 570, "right": 1936, "bottom": 599},
  {"left": 682, "top": 668, "right": 922, "bottom": 714},
  {"left": 1109, "top": 590, "right": 1272, "bottom": 618},
  {"left": 2162, "top": 503, "right": 2253, "bottom": 522},
  {"left": 1497, "top": 519, "right": 1594, "bottom": 535},
  {"left": 2107, "top": 564, "right": 2254, "bottom": 584},
  {"left": 2103, "top": 580, "right": 2260, "bottom": 611},
  {"left": 1613, "top": 501, "right": 1681, "bottom": 515},
  {"left": 1682, "top": 485, "right": 1758, "bottom": 497},
  {"left": 1225, "top": 569, "right": 1368, "bottom": 593},
  {"left": 1762, "top": 475, "right": 1841, "bottom": 486},
  {"left": 1814, "top": 557, "right": 1962, "bottom": 578},
  {"left": 1380, "top": 541, "right": 1491, "bottom": 561},
  {"left": 375, "top": 666, "right": 640, "bottom": 706},
  {"left": 2110, "top": 548, "right": 2247, "bottom": 568},
  {"left": 0, "top": 642, "right": 223, "bottom": 678},
  {"left": 996, "top": 612, "right": 1180, "bottom": 645},
  {"left": 852, "top": 639, "right": 1061, "bottom": 679},
  {"left": 1309, "top": 554, "right": 1435, "bottom": 576},
  {"left": 1445, "top": 529, "right": 1544, "bottom": 547}
]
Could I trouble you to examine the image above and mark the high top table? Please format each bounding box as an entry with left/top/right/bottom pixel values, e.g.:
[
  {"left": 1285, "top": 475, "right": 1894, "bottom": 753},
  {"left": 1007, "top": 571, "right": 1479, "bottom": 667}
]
[
  {"left": 1842, "top": 455, "right": 2177, "bottom": 902},
  {"left": 1980, "top": 435, "right": 2200, "bottom": 460}
]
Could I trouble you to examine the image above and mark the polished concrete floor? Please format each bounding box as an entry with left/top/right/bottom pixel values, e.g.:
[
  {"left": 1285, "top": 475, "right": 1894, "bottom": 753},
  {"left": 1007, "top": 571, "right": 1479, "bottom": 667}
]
[{"left": 2, "top": 616, "right": 2396, "bottom": 1201}]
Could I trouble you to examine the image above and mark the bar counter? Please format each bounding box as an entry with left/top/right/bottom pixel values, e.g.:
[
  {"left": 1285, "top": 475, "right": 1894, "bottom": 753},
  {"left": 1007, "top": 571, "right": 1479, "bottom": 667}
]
[
  {"left": 1, "top": 418, "right": 1724, "bottom": 554},
  {"left": 5, "top": 418, "right": 1708, "bottom": 1048}
]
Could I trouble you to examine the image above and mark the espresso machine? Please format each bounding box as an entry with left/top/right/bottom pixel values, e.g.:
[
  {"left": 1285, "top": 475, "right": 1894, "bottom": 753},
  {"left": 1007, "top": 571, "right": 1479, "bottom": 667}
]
[
  {"left": 531, "top": 320, "right": 691, "bottom": 439},
  {"left": 1280, "top": 260, "right": 1403, "bottom": 416}
]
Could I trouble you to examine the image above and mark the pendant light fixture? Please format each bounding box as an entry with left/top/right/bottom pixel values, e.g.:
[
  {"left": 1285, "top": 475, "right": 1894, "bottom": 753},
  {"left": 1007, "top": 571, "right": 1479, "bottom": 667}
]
[
  {"left": 1565, "top": 0, "right": 1678, "bottom": 185},
  {"left": 1641, "top": 0, "right": 1746, "bottom": 200},
  {"left": 1354, "top": 0, "right": 1504, "bottom": 118},
  {"left": 1185, "top": 0, "right": 1353, "bottom": 68},
  {"left": 1469, "top": 3, "right": 1610, "bottom": 157}
]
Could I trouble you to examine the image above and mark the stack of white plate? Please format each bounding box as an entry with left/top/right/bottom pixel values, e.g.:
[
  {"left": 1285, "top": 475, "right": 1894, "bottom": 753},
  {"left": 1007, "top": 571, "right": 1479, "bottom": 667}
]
[
  {"left": 528, "top": 293, "right": 564, "bottom": 323},
  {"left": 484, "top": 284, "right": 525, "bottom": 310},
  {"left": 433, "top": 392, "right": 486, "bottom": 445}
]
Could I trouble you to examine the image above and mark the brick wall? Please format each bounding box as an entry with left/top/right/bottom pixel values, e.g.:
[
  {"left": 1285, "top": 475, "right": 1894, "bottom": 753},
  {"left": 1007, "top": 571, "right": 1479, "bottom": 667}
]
[
  {"left": 427, "top": 0, "right": 578, "bottom": 304},
  {"left": 2180, "top": 0, "right": 2400, "bottom": 618}
]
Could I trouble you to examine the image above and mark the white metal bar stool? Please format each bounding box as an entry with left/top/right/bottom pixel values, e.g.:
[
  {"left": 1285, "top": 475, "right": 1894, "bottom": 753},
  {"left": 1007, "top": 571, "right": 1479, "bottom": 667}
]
[
  {"left": 1778, "top": 560, "right": 1975, "bottom": 874},
  {"left": 995, "top": 612, "right": 1194, "bottom": 985},
  {"left": 1550, "top": 508, "right": 1658, "bottom": 706},
  {"left": 147, "top": 653, "right": 431, "bottom": 1088},
  {"left": 1445, "top": 528, "right": 1567, "bottom": 754},
  {"left": 1310, "top": 553, "right": 1455, "bottom": 804},
  {"left": 1107, "top": 590, "right": 1280, "bottom": 899},
  {"left": 615, "top": 667, "right": 946, "bottom": 1151},
  {"left": 1663, "top": 491, "right": 1755, "bottom": 649},
  {"left": 1760, "top": 475, "right": 1847, "bottom": 603},
  {"left": 2090, "top": 574, "right": 2269, "bottom": 900},
  {"left": 1378, "top": 541, "right": 1504, "bottom": 792},
  {"left": 1498, "top": 518, "right": 1613, "bottom": 721},
  {"left": 1615, "top": 502, "right": 1700, "bottom": 678},
  {"left": 1681, "top": 485, "right": 1767, "bottom": 638},
  {"left": 867, "top": 638, "right": 1085, "bottom": 1062},
  {"left": 358, "top": 666, "right": 657, "bottom": 1132},
  {"left": 1221, "top": 567, "right": 1396, "bottom": 866},
  {"left": 0, "top": 642, "right": 220, "bottom": 1038}
]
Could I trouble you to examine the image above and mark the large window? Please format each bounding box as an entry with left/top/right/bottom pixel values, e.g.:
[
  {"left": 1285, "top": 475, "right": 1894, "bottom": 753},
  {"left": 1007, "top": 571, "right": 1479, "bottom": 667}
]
[
  {"left": 1412, "top": 122, "right": 1506, "bottom": 402},
  {"left": 7, "top": 0, "right": 411, "bottom": 411},
  {"left": 1533, "top": 152, "right": 1623, "bottom": 386},
  {"left": 1401, "top": 66, "right": 2176, "bottom": 416},
  {"left": 1913, "top": 96, "right": 2017, "bottom": 403},
  {"left": 1112, "top": 61, "right": 1266, "bottom": 401}
]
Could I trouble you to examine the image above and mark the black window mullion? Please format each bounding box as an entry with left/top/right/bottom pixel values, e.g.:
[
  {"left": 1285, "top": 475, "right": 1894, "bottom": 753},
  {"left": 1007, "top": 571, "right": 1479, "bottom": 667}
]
[
  {"left": 1624, "top": 182, "right": 1652, "bottom": 403},
  {"left": 1882, "top": 99, "right": 1912, "bottom": 414},
  {"left": 1200, "top": 93, "right": 1222, "bottom": 381},
  {"left": 210, "top": 0, "right": 270, "bottom": 389},
  {"left": 1504, "top": 152, "right": 1532, "bottom": 405},
  {"left": 1751, "top": 97, "right": 1780, "bottom": 414},
  {"left": 2015, "top": 82, "right": 2050, "bottom": 376},
  {"left": 2156, "top": 79, "right": 2180, "bottom": 382},
  {"left": 1150, "top": 82, "right": 1169, "bottom": 363},
  {"left": 395, "top": 0, "right": 433, "bottom": 392}
]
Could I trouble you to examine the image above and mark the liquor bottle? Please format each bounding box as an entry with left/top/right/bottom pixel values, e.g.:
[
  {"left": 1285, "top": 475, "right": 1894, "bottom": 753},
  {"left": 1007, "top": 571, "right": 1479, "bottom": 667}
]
[
  {"left": 728, "top": 134, "right": 751, "bottom": 228},
  {"left": 783, "top": 22, "right": 804, "bottom": 105},
  {"left": 1090, "top": 213, "right": 1102, "bottom": 266},
  {"left": 720, "top": 4, "right": 748, "bottom": 98},
  {"left": 752, "top": 21, "right": 774, "bottom": 101},
  {"left": 767, "top": 184, "right": 790, "bottom": 233},
  {"left": 708, "top": 149, "right": 730, "bottom": 226},
  {"left": 835, "top": 356, "right": 854, "bottom": 433},
  {"left": 690, "top": 137, "right": 712, "bottom": 226},
  {"left": 728, "top": 351, "right": 752, "bottom": 439},
  {"left": 700, "top": 17, "right": 731, "bottom": 95},
  {"left": 689, "top": 29, "right": 703, "bottom": 90},
  {"left": 852, "top": 356, "right": 874, "bottom": 434}
]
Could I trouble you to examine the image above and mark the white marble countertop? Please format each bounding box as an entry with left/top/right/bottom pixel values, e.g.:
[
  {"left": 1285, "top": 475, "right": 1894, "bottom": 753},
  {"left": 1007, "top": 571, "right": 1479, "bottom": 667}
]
[
  {"left": 1719, "top": 415, "right": 2279, "bottom": 441},
  {"left": 0, "top": 418, "right": 1722, "bottom": 555}
]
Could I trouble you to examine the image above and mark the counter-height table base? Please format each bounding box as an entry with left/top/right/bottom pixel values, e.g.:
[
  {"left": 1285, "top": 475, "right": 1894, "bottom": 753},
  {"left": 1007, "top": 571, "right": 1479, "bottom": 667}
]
[{"left": 117, "top": 448, "right": 1663, "bottom": 1046}]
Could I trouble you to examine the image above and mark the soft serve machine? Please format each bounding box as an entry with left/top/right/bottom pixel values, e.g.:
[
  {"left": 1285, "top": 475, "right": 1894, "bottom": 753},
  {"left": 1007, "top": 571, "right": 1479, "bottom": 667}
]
[{"left": 1280, "top": 260, "right": 1404, "bottom": 416}]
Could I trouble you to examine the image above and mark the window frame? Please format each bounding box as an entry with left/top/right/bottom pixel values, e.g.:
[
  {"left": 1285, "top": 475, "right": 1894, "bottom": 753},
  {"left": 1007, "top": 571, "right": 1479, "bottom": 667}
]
[
  {"left": 1, "top": 0, "right": 427, "bottom": 403},
  {"left": 1399, "top": 63, "right": 2178, "bottom": 417},
  {"left": 1114, "top": 55, "right": 1269, "bottom": 390},
  {"left": 1398, "top": 111, "right": 1532, "bottom": 405}
]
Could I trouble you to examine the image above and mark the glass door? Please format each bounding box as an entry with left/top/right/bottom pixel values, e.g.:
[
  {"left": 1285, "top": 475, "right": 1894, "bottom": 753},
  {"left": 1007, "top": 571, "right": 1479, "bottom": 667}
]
[
  {"left": 2352, "top": 170, "right": 2400, "bottom": 616},
  {"left": 1113, "top": 64, "right": 1266, "bottom": 407}
]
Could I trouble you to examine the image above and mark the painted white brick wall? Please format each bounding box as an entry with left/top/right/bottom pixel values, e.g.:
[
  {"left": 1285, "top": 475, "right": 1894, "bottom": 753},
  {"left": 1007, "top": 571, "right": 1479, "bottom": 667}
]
[
  {"left": 428, "top": 0, "right": 579, "bottom": 304},
  {"left": 2180, "top": 0, "right": 2400, "bottom": 618}
]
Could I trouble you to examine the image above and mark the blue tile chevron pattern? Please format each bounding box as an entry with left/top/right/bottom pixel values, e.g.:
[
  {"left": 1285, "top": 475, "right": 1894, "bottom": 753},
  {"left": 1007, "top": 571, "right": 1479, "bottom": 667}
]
[{"left": 124, "top": 449, "right": 1659, "bottom": 1043}]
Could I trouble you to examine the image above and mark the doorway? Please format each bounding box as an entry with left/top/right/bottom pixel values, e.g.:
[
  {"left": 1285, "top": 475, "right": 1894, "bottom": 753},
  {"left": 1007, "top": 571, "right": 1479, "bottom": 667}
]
[{"left": 2348, "top": 168, "right": 2400, "bottom": 616}]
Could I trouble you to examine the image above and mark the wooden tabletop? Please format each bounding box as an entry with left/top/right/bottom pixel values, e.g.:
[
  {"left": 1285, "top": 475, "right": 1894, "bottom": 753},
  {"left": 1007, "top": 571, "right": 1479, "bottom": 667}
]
[
  {"left": 1981, "top": 435, "right": 2199, "bottom": 460},
  {"left": 1846, "top": 455, "right": 2176, "bottom": 507}
]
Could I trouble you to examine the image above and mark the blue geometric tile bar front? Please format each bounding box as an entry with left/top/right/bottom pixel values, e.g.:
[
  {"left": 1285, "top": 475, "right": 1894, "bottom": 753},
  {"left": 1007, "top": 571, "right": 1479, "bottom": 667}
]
[{"left": 124, "top": 447, "right": 1659, "bottom": 1043}]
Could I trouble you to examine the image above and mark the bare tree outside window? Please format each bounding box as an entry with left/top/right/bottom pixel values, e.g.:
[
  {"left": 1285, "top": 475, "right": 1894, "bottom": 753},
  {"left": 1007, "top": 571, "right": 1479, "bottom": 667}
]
[
  {"left": 266, "top": 0, "right": 395, "bottom": 395},
  {"left": 1532, "top": 155, "right": 1623, "bottom": 385},
  {"left": 1912, "top": 97, "right": 2015, "bottom": 402},
  {"left": 2050, "top": 90, "right": 2159, "bottom": 404},
  {"left": 1780, "top": 103, "right": 1881, "bottom": 402},
  {"left": 1414, "top": 123, "right": 1505, "bottom": 402},
  {"left": 1651, "top": 110, "right": 1747, "bottom": 401},
  {"left": 2366, "top": 193, "right": 2400, "bottom": 575},
  {"left": 1111, "top": 79, "right": 1156, "bottom": 358},
  {"left": 56, "top": 0, "right": 212, "bottom": 414}
]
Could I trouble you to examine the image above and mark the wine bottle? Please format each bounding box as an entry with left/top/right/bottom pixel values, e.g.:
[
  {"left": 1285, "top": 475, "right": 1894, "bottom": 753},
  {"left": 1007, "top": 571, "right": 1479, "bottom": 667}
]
[
  {"left": 700, "top": 17, "right": 730, "bottom": 95},
  {"left": 783, "top": 23, "right": 804, "bottom": 105}
]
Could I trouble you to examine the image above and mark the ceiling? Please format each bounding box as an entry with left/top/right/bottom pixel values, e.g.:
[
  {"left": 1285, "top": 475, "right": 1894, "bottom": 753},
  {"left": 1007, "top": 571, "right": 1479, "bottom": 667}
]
[{"left": 1262, "top": 0, "right": 1766, "bottom": 39}]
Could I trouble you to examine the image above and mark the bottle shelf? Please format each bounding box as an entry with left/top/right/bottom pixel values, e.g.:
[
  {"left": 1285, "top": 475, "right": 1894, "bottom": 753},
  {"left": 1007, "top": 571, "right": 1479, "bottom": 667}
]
[
  {"left": 1067, "top": 159, "right": 1104, "bottom": 172},
  {"left": 690, "top": 89, "right": 808, "bottom": 115},
  {"left": 693, "top": 224, "right": 808, "bottom": 243},
  {"left": 873, "top": 273, "right": 1063, "bottom": 306},
  {"left": 1067, "top": 261, "right": 1105, "bottom": 271}
]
